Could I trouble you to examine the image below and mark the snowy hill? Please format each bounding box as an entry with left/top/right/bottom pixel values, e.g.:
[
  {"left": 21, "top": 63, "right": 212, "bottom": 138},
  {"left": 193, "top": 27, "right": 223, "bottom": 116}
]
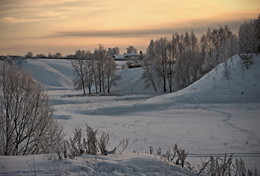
[
  {"left": 23, "top": 54, "right": 260, "bottom": 101},
  {"left": 111, "top": 67, "right": 155, "bottom": 94},
  {"left": 137, "top": 54, "right": 260, "bottom": 111},
  {"left": 24, "top": 59, "right": 74, "bottom": 90},
  {"left": 23, "top": 59, "right": 152, "bottom": 94}
]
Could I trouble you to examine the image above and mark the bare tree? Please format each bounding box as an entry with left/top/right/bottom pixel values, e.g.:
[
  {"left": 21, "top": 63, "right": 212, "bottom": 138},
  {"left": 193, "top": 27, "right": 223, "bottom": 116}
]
[
  {"left": 126, "top": 45, "right": 137, "bottom": 54},
  {"left": 93, "top": 44, "right": 107, "bottom": 93},
  {"left": 71, "top": 50, "right": 87, "bottom": 95},
  {"left": 85, "top": 52, "right": 95, "bottom": 94},
  {"left": 104, "top": 57, "right": 121, "bottom": 93},
  {"left": 239, "top": 18, "right": 259, "bottom": 54},
  {"left": 0, "top": 60, "right": 64, "bottom": 155},
  {"left": 142, "top": 39, "right": 160, "bottom": 92},
  {"left": 107, "top": 47, "right": 120, "bottom": 57},
  {"left": 25, "top": 52, "right": 33, "bottom": 58}
]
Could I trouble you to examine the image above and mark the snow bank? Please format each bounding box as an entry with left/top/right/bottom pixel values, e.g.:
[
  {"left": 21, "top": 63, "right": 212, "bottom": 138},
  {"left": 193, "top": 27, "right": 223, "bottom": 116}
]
[{"left": 0, "top": 153, "right": 196, "bottom": 176}]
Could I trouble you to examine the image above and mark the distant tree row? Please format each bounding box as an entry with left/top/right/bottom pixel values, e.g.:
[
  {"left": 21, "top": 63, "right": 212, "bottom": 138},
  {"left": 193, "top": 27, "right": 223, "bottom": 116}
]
[
  {"left": 72, "top": 44, "right": 121, "bottom": 95},
  {"left": 142, "top": 26, "right": 238, "bottom": 92},
  {"left": 143, "top": 15, "right": 260, "bottom": 93},
  {"left": 238, "top": 15, "right": 260, "bottom": 54},
  {"left": 24, "top": 46, "right": 139, "bottom": 59}
]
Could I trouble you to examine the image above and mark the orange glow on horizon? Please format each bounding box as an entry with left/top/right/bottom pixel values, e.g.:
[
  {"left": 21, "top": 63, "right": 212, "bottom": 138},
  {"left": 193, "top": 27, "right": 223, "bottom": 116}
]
[{"left": 0, "top": 0, "right": 259, "bottom": 55}]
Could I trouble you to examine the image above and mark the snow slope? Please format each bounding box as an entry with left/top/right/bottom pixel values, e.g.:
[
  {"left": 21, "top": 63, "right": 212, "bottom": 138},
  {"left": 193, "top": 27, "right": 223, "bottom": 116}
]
[
  {"left": 23, "top": 58, "right": 152, "bottom": 94},
  {"left": 136, "top": 54, "right": 260, "bottom": 111},
  {"left": 24, "top": 59, "right": 74, "bottom": 90},
  {"left": 1, "top": 55, "right": 260, "bottom": 175},
  {"left": 112, "top": 68, "right": 155, "bottom": 94}
]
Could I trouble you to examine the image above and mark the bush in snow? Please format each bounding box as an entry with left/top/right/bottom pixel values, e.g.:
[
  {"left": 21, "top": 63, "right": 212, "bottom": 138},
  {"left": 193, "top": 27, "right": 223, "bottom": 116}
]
[
  {"left": 65, "top": 127, "right": 84, "bottom": 158},
  {"left": 197, "top": 154, "right": 259, "bottom": 176},
  {"left": 149, "top": 144, "right": 190, "bottom": 169},
  {"left": 63, "top": 124, "right": 128, "bottom": 159},
  {"left": 86, "top": 124, "right": 98, "bottom": 155},
  {"left": 98, "top": 132, "right": 110, "bottom": 155},
  {"left": 0, "top": 60, "right": 64, "bottom": 155},
  {"left": 64, "top": 125, "right": 98, "bottom": 158}
]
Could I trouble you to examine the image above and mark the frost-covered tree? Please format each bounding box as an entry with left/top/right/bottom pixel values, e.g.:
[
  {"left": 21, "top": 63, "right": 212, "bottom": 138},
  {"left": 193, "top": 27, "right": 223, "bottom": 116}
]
[
  {"left": 0, "top": 60, "right": 64, "bottom": 155},
  {"left": 155, "top": 37, "right": 169, "bottom": 92},
  {"left": 126, "top": 45, "right": 137, "bottom": 54},
  {"left": 93, "top": 44, "right": 107, "bottom": 93},
  {"left": 54, "top": 52, "right": 62, "bottom": 59},
  {"left": 92, "top": 44, "right": 121, "bottom": 94},
  {"left": 72, "top": 50, "right": 87, "bottom": 95},
  {"left": 25, "top": 51, "right": 33, "bottom": 58},
  {"left": 143, "top": 32, "right": 201, "bottom": 92},
  {"left": 107, "top": 47, "right": 120, "bottom": 57},
  {"left": 143, "top": 24, "right": 240, "bottom": 93},
  {"left": 104, "top": 57, "right": 121, "bottom": 93},
  {"left": 143, "top": 37, "right": 177, "bottom": 92},
  {"left": 174, "top": 49, "right": 201, "bottom": 89},
  {"left": 201, "top": 26, "right": 238, "bottom": 73},
  {"left": 239, "top": 15, "right": 260, "bottom": 54},
  {"left": 142, "top": 40, "right": 160, "bottom": 92},
  {"left": 85, "top": 57, "right": 94, "bottom": 94},
  {"left": 173, "top": 31, "right": 203, "bottom": 89}
]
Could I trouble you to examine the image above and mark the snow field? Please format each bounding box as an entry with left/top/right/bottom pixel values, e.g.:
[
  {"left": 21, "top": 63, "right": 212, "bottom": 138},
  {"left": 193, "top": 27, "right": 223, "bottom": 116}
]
[{"left": 1, "top": 54, "right": 260, "bottom": 175}]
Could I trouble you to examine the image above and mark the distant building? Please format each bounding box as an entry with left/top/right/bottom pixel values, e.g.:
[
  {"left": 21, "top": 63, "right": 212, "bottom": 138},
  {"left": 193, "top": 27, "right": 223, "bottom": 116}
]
[
  {"left": 113, "top": 54, "right": 125, "bottom": 60},
  {"left": 124, "top": 53, "right": 139, "bottom": 58},
  {"left": 113, "top": 53, "right": 139, "bottom": 61}
]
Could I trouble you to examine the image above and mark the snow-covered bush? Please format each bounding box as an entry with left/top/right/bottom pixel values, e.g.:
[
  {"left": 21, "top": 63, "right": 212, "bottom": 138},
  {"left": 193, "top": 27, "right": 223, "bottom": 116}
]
[
  {"left": 86, "top": 124, "right": 98, "bottom": 155},
  {"left": 98, "top": 132, "right": 110, "bottom": 155},
  {"left": 62, "top": 124, "right": 129, "bottom": 159},
  {"left": 149, "top": 144, "right": 190, "bottom": 169},
  {"left": 197, "top": 155, "right": 259, "bottom": 176},
  {"left": 0, "top": 60, "right": 64, "bottom": 155}
]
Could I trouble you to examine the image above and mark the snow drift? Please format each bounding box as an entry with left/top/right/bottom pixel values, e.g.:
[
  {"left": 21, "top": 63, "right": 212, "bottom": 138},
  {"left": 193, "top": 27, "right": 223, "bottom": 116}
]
[{"left": 136, "top": 54, "right": 260, "bottom": 111}]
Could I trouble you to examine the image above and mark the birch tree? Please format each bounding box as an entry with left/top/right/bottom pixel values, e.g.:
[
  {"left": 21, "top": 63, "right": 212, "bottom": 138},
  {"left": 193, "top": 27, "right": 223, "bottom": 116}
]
[{"left": 72, "top": 50, "right": 87, "bottom": 95}]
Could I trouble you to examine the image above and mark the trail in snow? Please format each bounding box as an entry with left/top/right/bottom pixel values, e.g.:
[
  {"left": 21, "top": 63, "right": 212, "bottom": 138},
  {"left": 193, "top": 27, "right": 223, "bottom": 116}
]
[{"left": 204, "top": 108, "right": 255, "bottom": 136}]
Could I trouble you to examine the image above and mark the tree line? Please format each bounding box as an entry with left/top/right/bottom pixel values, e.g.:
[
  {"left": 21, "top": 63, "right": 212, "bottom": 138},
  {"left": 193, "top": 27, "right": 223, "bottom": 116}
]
[
  {"left": 24, "top": 45, "right": 138, "bottom": 59},
  {"left": 142, "top": 15, "right": 260, "bottom": 93}
]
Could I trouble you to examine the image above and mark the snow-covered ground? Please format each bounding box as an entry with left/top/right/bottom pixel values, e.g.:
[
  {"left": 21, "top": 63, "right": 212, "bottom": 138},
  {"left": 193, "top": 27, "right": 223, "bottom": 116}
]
[
  {"left": 1, "top": 55, "right": 260, "bottom": 175},
  {"left": 0, "top": 153, "right": 196, "bottom": 176}
]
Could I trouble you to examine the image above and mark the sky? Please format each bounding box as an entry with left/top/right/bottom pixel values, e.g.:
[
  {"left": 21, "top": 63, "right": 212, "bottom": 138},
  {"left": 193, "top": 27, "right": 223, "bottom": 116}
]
[{"left": 0, "top": 0, "right": 259, "bottom": 56}]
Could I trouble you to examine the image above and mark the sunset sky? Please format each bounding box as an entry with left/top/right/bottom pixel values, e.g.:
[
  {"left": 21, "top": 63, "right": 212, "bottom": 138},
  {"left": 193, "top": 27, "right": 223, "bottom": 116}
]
[{"left": 0, "top": 0, "right": 259, "bottom": 56}]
